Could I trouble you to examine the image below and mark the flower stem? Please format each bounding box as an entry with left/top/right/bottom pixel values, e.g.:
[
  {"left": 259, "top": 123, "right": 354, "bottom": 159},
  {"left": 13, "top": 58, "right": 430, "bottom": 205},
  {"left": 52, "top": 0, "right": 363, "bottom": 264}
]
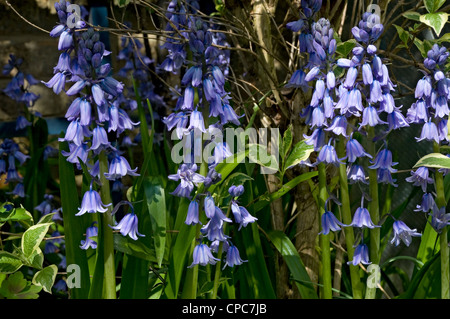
[
  {"left": 367, "top": 127, "right": 380, "bottom": 265},
  {"left": 434, "top": 142, "right": 449, "bottom": 299},
  {"left": 337, "top": 139, "right": 362, "bottom": 299},
  {"left": 211, "top": 241, "right": 224, "bottom": 299},
  {"left": 318, "top": 162, "right": 332, "bottom": 299},
  {"left": 98, "top": 151, "right": 116, "bottom": 299}
]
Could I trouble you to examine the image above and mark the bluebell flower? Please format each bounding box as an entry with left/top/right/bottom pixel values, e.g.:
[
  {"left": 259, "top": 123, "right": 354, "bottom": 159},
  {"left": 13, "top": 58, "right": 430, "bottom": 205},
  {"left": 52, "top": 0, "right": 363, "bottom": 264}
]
[
  {"left": 80, "top": 222, "right": 98, "bottom": 250},
  {"left": 405, "top": 166, "right": 434, "bottom": 192},
  {"left": 387, "top": 107, "right": 409, "bottom": 130},
  {"left": 229, "top": 185, "right": 245, "bottom": 198},
  {"left": 347, "top": 164, "right": 368, "bottom": 184},
  {"left": 346, "top": 137, "right": 372, "bottom": 163},
  {"left": 324, "top": 116, "right": 348, "bottom": 137},
  {"left": 317, "top": 141, "right": 344, "bottom": 166},
  {"left": 231, "top": 201, "right": 257, "bottom": 230},
  {"left": 303, "top": 128, "right": 326, "bottom": 151},
  {"left": 104, "top": 154, "right": 139, "bottom": 180},
  {"left": 110, "top": 212, "right": 145, "bottom": 240},
  {"left": 7, "top": 182, "right": 25, "bottom": 198},
  {"left": 349, "top": 206, "right": 379, "bottom": 229},
  {"left": 15, "top": 115, "right": 31, "bottom": 131},
  {"left": 223, "top": 244, "right": 247, "bottom": 268},
  {"left": 168, "top": 164, "right": 205, "bottom": 198},
  {"left": 347, "top": 243, "right": 371, "bottom": 266},
  {"left": 188, "top": 243, "right": 220, "bottom": 267},
  {"left": 360, "top": 105, "right": 387, "bottom": 127},
  {"left": 319, "top": 209, "right": 346, "bottom": 235},
  {"left": 368, "top": 148, "right": 397, "bottom": 172},
  {"left": 429, "top": 205, "right": 450, "bottom": 233},
  {"left": 415, "top": 119, "right": 439, "bottom": 143},
  {"left": 186, "top": 199, "right": 200, "bottom": 225},
  {"left": 76, "top": 187, "right": 111, "bottom": 216},
  {"left": 377, "top": 168, "right": 398, "bottom": 186},
  {"left": 390, "top": 220, "right": 421, "bottom": 247},
  {"left": 414, "top": 193, "right": 436, "bottom": 213}
]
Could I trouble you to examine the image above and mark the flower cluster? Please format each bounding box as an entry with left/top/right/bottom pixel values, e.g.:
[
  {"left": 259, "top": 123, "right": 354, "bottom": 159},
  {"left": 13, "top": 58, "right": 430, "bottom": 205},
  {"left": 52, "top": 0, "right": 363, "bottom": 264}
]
[
  {"left": 0, "top": 138, "right": 29, "bottom": 198},
  {"left": 3, "top": 55, "right": 41, "bottom": 131},
  {"left": 407, "top": 44, "right": 450, "bottom": 233},
  {"left": 161, "top": 0, "right": 255, "bottom": 268},
  {"left": 43, "top": 0, "right": 143, "bottom": 244}
]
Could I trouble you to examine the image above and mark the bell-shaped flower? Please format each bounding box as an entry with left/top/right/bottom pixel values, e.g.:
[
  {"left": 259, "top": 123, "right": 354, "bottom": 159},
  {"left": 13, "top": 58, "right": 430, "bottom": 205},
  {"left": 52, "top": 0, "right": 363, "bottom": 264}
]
[
  {"left": 223, "top": 245, "right": 247, "bottom": 268},
  {"left": 104, "top": 154, "right": 139, "bottom": 180},
  {"left": 76, "top": 188, "right": 111, "bottom": 216},
  {"left": 188, "top": 243, "right": 220, "bottom": 268},
  {"left": 390, "top": 220, "right": 421, "bottom": 247},
  {"left": 80, "top": 222, "right": 98, "bottom": 250},
  {"left": 110, "top": 212, "right": 145, "bottom": 240},
  {"left": 319, "top": 209, "right": 346, "bottom": 235},
  {"left": 347, "top": 243, "right": 371, "bottom": 266},
  {"left": 406, "top": 166, "right": 434, "bottom": 192}
]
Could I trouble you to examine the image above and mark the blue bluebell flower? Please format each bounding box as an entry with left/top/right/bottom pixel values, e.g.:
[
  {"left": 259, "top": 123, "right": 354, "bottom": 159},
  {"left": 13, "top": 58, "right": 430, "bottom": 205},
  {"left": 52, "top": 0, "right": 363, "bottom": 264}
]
[
  {"left": 429, "top": 205, "right": 450, "bottom": 233},
  {"left": 345, "top": 137, "right": 372, "bottom": 163},
  {"left": 405, "top": 166, "right": 434, "bottom": 192},
  {"left": 104, "top": 154, "right": 139, "bottom": 180},
  {"left": 186, "top": 200, "right": 200, "bottom": 225},
  {"left": 347, "top": 243, "right": 371, "bottom": 266},
  {"left": 347, "top": 164, "right": 368, "bottom": 184},
  {"left": 110, "top": 212, "right": 145, "bottom": 240},
  {"left": 390, "top": 220, "right": 421, "bottom": 247},
  {"left": 188, "top": 243, "right": 220, "bottom": 268},
  {"left": 76, "top": 187, "right": 111, "bottom": 216},
  {"left": 348, "top": 206, "right": 379, "bottom": 229},
  {"left": 80, "top": 222, "right": 98, "bottom": 250},
  {"left": 223, "top": 244, "right": 247, "bottom": 268},
  {"left": 319, "top": 209, "right": 346, "bottom": 235},
  {"left": 231, "top": 201, "right": 257, "bottom": 230},
  {"left": 414, "top": 193, "right": 436, "bottom": 213}
]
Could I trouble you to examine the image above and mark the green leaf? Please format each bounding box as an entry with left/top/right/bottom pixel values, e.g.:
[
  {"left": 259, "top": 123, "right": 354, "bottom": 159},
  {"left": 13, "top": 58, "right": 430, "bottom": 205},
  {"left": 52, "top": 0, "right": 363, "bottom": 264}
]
[
  {"left": 21, "top": 223, "right": 52, "bottom": 260},
  {"left": 0, "top": 205, "right": 33, "bottom": 226},
  {"left": 253, "top": 171, "right": 318, "bottom": 213},
  {"left": 284, "top": 140, "right": 314, "bottom": 171},
  {"left": 144, "top": 177, "right": 167, "bottom": 267},
  {"left": 393, "top": 24, "right": 410, "bottom": 45},
  {"left": 282, "top": 124, "right": 293, "bottom": 160},
  {"left": 267, "top": 230, "right": 318, "bottom": 299},
  {"left": 248, "top": 144, "right": 279, "bottom": 173},
  {"left": 32, "top": 264, "right": 58, "bottom": 293},
  {"left": 0, "top": 252, "right": 23, "bottom": 274},
  {"left": 0, "top": 272, "right": 41, "bottom": 299},
  {"left": 113, "top": 234, "right": 158, "bottom": 263},
  {"left": 336, "top": 39, "right": 356, "bottom": 57},
  {"left": 58, "top": 140, "right": 91, "bottom": 298},
  {"left": 400, "top": 252, "right": 441, "bottom": 298},
  {"left": 419, "top": 12, "right": 449, "bottom": 36},
  {"left": 424, "top": 0, "right": 446, "bottom": 13},
  {"left": 413, "top": 152, "right": 450, "bottom": 169},
  {"left": 402, "top": 11, "right": 421, "bottom": 21}
]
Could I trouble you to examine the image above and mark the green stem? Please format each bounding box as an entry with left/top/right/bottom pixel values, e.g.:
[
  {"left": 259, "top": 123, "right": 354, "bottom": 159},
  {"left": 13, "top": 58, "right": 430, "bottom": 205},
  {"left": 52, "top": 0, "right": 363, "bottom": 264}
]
[
  {"left": 211, "top": 242, "right": 224, "bottom": 299},
  {"left": 337, "top": 139, "right": 362, "bottom": 299},
  {"left": 98, "top": 151, "right": 116, "bottom": 299},
  {"left": 367, "top": 127, "right": 380, "bottom": 265},
  {"left": 434, "top": 143, "right": 449, "bottom": 299},
  {"left": 318, "top": 162, "right": 332, "bottom": 299}
]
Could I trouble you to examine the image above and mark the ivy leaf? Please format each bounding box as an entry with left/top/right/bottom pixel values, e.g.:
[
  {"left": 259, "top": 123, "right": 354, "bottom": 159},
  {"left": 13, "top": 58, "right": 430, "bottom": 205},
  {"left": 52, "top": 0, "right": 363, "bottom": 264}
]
[
  {"left": 413, "top": 152, "right": 450, "bottom": 169},
  {"left": 0, "top": 252, "right": 23, "bottom": 274},
  {"left": 284, "top": 141, "right": 314, "bottom": 171},
  {"left": 21, "top": 223, "right": 53, "bottom": 261},
  {"left": 419, "top": 12, "right": 449, "bottom": 36},
  {"left": 393, "top": 24, "right": 410, "bottom": 45},
  {"left": 32, "top": 265, "right": 58, "bottom": 294},
  {"left": 424, "top": 0, "right": 446, "bottom": 13},
  {"left": 402, "top": 11, "right": 421, "bottom": 21}
]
